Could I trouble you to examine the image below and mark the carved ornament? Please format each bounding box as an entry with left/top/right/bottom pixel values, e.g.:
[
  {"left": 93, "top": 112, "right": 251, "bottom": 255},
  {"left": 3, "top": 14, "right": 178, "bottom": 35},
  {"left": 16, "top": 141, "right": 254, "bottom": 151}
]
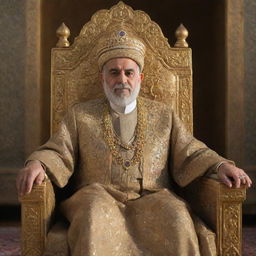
[
  {"left": 222, "top": 203, "right": 241, "bottom": 255},
  {"left": 51, "top": 1, "right": 192, "bottom": 134}
]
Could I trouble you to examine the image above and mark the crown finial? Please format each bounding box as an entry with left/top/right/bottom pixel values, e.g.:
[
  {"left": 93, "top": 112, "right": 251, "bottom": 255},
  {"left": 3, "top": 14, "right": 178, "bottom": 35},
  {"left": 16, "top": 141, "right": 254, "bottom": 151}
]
[
  {"left": 56, "top": 23, "right": 70, "bottom": 48},
  {"left": 174, "top": 24, "right": 188, "bottom": 48}
]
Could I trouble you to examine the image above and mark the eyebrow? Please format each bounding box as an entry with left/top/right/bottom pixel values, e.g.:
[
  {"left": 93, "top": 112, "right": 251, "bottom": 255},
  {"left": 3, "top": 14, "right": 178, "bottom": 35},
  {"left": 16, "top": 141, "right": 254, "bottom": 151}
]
[{"left": 109, "top": 68, "right": 135, "bottom": 72}]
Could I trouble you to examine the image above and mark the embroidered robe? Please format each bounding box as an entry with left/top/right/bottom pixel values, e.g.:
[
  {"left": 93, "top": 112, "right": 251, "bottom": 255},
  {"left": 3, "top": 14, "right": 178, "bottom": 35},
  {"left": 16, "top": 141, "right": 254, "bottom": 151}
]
[{"left": 27, "top": 97, "right": 226, "bottom": 256}]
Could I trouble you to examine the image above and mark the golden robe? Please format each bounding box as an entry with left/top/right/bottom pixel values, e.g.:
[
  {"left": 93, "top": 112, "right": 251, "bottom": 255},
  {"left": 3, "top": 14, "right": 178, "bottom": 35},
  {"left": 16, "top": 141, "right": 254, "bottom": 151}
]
[{"left": 27, "top": 97, "right": 226, "bottom": 256}]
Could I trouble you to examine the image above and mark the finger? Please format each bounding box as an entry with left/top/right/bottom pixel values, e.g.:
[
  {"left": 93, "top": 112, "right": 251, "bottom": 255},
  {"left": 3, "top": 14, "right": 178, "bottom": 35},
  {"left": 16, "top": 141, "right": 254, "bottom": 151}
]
[
  {"left": 20, "top": 174, "right": 28, "bottom": 196},
  {"left": 245, "top": 175, "right": 252, "bottom": 187},
  {"left": 18, "top": 168, "right": 31, "bottom": 196},
  {"left": 239, "top": 173, "right": 252, "bottom": 187},
  {"left": 35, "top": 171, "right": 45, "bottom": 185},
  {"left": 233, "top": 175, "right": 241, "bottom": 188},
  {"left": 18, "top": 176, "right": 25, "bottom": 196},
  {"left": 220, "top": 175, "right": 233, "bottom": 188},
  {"left": 24, "top": 173, "right": 37, "bottom": 194},
  {"left": 240, "top": 177, "right": 247, "bottom": 185},
  {"left": 23, "top": 168, "right": 40, "bottom": 194}
]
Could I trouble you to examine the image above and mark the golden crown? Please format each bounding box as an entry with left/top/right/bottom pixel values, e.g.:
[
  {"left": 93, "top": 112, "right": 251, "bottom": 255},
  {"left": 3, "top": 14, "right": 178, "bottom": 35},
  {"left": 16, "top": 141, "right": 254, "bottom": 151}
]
[{"left": 97, "top": 30, "right": 146, "bottom": 70}]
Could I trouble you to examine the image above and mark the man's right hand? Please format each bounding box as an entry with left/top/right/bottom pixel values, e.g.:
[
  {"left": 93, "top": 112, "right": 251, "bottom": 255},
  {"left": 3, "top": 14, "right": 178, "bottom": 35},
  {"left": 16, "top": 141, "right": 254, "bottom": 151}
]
[{"left": 16, "top": 160, "right": 46, "bottom": 197}]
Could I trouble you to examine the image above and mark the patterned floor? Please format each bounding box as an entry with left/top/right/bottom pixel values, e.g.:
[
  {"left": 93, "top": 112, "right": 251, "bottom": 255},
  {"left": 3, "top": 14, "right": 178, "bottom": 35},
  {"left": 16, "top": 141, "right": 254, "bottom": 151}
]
[
  {"left": 0, "top": 227, "right": 20, "bottom": 256},
  {"left": 242, "top": 226, "right": 256, "bottom": 256},
  {"left": 0, "top": 225, "right": 255, "bottom": 256}
]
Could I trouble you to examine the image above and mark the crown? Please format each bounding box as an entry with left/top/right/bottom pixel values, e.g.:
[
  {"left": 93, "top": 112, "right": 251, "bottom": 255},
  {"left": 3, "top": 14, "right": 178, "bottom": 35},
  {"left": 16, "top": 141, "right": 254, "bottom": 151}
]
[{"left": 97, "top": 29, "right": 146, "bottom": 70}]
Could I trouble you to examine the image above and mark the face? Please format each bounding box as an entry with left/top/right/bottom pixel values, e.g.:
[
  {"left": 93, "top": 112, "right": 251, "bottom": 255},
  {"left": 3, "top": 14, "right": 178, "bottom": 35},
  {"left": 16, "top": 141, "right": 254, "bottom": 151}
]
[{"left": 101, "top": 58, "right": 144, "bottom": 107}]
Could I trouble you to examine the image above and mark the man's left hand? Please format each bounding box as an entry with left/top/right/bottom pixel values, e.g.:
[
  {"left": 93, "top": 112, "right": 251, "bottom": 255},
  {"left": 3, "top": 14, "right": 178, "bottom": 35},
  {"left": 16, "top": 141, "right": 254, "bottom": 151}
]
[{"left": 218, "top": 163, "right": 252, "bottom": 188}]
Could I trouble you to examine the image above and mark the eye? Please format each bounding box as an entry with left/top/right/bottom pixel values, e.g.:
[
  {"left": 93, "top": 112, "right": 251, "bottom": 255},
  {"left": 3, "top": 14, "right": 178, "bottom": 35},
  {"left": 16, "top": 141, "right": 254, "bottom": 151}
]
[
  {"left": 125, "top": 70, "right": 134, "bottom": 77},
  {"left": 110, "top": 70, "right": 120, "bottom": 76}
]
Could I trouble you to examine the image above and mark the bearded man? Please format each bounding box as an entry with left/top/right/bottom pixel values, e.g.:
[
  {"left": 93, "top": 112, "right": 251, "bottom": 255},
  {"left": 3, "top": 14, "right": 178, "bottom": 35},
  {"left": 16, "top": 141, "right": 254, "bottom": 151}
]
[{"left": 16, "top": 29, "right": 252, "bottom": 256}]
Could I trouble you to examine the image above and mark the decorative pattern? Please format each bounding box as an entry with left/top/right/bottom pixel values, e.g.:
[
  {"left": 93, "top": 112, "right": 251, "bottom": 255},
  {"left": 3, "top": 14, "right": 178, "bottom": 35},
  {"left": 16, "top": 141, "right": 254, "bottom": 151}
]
[
  {"left": 222, "top": 203, "right": 241, "bottom": 256},
  {"left": 22, "top": 204, "right": 43, "bottom": 256},
  {"left": 51, "top": 1, "right": 192, "bottom": 134},
  {"left": 219, "top": 184, "right": 246, "bottom": 256},
  {"left": 179, "top": 76, "right": 193, "bottom": 133},
  {"left": 20, "top": 180, "right": 56, "bottom": 256},
  {"left": 182, "top": 178, "right": 246, "bottom": 256},
  {"left": 220, "top": 190, "right": 246, "bottom": 201},
  {"left": 21, "top": 187, "right": 45, "bottom": 256}
]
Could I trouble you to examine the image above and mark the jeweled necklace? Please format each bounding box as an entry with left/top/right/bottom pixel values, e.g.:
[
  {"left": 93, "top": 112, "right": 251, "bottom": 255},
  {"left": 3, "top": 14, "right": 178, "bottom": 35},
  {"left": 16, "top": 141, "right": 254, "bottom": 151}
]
[{"left": 103, "top": 98, "right": 146, "bottom": 171}]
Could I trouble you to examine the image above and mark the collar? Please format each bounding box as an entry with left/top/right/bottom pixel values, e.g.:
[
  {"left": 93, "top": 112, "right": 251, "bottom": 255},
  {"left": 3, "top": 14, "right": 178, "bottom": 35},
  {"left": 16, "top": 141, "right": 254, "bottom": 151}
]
[{"left": 110, "top": 99, "right": 137, "bottom": 114}]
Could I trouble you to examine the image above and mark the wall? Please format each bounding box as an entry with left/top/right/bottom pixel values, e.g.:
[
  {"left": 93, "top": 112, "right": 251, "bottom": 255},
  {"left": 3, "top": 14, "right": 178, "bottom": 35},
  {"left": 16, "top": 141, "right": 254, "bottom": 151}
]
[
  {"left": 0, "top": 1, "right": 26, "bottom": 168},
  {"left": 244, "top": 0, "right": 256, "bottom": 213},
  {"left": 244, "top": 0, "right": 256, "bottom": 166},
  {"left": 0, "top": 0, "right": 41, "bottom": 204},
  {"left": 0, "top": 0, "right": 255, "bottom": 211}
]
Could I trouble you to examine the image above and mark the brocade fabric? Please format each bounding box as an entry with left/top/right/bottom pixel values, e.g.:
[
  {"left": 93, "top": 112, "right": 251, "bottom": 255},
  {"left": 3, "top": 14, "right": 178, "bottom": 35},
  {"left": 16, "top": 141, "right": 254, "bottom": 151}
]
[{"left": 28, "top": 97, "right": 225, "bottom": 256}]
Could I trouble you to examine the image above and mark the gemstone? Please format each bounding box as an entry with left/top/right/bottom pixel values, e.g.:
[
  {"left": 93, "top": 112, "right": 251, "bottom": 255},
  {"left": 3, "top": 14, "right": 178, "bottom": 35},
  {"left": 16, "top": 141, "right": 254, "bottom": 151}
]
[
  {"left": 124, "top": 160, "right": 131, "bottom": 167},
  {"left": 119, "top": 31, "right": 126, "bottom": 37}
]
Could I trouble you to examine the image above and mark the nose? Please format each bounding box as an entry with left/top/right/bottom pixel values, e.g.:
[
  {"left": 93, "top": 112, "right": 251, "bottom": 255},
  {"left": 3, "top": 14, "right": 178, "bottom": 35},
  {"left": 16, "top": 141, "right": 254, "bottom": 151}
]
[{"left": 118, "top": 71, "right": 127, "bottom": 84}]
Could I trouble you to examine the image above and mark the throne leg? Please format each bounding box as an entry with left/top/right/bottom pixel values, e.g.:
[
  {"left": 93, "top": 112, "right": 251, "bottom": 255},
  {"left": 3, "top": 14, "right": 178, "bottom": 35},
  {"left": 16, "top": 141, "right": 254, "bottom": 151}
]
[
  {"left": 181, "top": 177, "right": 246, "bottom": 256},
  {"left": 20, "top": 180, "right": 55, "bottom": 256},
  {"left": 218, "top": 184, "right": 246, "bottom": 256}
]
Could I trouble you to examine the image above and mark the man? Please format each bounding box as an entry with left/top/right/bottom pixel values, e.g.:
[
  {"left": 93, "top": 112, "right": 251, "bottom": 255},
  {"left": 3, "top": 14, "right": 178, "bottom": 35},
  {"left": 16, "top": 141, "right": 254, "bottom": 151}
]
[{"left": 17, "top": 29, "right": 252, "bottom": 256}]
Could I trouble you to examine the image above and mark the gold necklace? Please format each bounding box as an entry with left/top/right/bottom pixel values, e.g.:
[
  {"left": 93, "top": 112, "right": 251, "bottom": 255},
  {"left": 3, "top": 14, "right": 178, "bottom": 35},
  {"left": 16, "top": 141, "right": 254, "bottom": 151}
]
[{"left": 103, "top": 98, "right": 146, "bottom": 171}]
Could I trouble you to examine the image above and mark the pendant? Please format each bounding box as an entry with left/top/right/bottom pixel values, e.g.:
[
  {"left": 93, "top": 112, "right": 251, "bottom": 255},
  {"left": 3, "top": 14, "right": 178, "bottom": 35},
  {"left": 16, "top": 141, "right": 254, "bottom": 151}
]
[{"left": 123, "top": 160, "right": 131, "bottom": 169}]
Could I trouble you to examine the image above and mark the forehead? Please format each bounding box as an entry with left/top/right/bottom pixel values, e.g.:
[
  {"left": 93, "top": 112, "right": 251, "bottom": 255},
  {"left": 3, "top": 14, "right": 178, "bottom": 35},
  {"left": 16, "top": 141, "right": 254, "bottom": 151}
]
[{"left": 104, "top": 58, "right": 139, "bottom": 70}]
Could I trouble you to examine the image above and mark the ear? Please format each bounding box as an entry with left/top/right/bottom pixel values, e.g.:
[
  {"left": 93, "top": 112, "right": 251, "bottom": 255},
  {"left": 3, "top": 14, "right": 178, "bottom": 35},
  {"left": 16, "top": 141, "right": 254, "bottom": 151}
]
[{"left": 140, "top": 72, "right": 144, "bottom": 81}]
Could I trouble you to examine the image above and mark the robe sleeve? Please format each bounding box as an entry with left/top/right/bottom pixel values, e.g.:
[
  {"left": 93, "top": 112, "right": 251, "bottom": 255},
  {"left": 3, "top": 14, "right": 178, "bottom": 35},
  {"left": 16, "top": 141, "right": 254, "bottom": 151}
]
[
  {"left": 26, "top": 106, "right": 78, "bottom": 188},
  {"left": 170, "top": 111, "right": 230, "bottom": 187}
]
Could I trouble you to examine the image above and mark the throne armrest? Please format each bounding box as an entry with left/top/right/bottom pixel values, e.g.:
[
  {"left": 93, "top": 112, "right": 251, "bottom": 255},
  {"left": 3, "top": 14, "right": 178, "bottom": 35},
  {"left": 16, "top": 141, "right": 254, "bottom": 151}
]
[
  {"left": 19, "top": 179, "right": 55, "bottom": 256},
  {"left": 182, "top": 177, "right": 246, "bottom": 256}
]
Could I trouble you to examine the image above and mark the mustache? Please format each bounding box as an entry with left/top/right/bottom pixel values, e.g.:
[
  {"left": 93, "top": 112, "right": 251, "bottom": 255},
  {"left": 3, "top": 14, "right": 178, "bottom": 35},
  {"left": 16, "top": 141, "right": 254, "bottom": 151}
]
[{"left": 113, "top": 83, "right": 132, "bottom": 90}]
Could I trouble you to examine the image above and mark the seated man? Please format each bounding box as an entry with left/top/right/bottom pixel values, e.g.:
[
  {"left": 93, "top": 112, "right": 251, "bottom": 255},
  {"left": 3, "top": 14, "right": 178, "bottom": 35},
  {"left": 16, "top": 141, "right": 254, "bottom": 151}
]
[{"left": 17, "top": 28, "right": 252, "bottom": 256}]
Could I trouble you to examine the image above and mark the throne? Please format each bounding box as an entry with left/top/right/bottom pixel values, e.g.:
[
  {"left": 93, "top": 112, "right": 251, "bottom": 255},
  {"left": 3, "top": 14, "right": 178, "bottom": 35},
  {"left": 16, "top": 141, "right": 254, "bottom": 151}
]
[{"left": 20, "top": 2, "right": 246, "bottom": 256}]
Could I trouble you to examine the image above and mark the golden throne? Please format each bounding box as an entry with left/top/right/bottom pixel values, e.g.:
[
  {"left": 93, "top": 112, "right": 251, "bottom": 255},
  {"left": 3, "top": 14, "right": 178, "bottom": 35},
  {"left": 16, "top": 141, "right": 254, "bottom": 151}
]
[{"left": 20, "top": 2, "right": 246, "bottom": 256}]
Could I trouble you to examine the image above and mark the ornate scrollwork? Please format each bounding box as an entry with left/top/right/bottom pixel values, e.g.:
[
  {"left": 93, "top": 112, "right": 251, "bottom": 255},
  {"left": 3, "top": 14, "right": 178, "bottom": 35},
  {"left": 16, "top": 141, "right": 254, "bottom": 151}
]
[
  {"left": 220, "top": 189, "right": 246, "bottom": 201},
  {"left": 179, "top": 77, "right": 193, "bottom": 133},
  {"left": 51, "top": 2, "right": 192, "bottom": 134},
  {"left": 22, "top": 204, "right": 43, "bottom": 256},
  {"left": 141, "top": 53, "right": 178, "bottom": 110},
  {"left": 222, "top": 203, "right": 241, "bottom": 255},
  {"left": 21, "top": 185, "right": 45, "bottom": 202}
]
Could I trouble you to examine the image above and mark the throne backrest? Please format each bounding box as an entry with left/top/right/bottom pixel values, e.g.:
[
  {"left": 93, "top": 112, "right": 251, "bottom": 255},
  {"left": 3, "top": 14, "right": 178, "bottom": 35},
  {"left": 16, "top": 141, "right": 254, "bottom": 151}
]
[{"left": 51, "top": 1, "right": 193, "bottom": 135}]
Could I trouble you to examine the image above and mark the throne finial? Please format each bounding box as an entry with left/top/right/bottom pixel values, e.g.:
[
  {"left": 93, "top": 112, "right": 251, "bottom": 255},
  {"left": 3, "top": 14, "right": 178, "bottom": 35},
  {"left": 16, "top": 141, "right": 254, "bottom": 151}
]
[
  {"left": 174, "top": 24, "right": 188, "bottom": 48},
  {"left": 56, "top": 23, "right": 70, "bottom": 48}
]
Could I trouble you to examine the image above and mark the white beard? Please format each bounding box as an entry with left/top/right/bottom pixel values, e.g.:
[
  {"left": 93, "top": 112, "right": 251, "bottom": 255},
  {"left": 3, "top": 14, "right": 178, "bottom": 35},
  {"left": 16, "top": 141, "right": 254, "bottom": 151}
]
[{"left": 103, "top": 81, "right": 141, "bottom": 107}]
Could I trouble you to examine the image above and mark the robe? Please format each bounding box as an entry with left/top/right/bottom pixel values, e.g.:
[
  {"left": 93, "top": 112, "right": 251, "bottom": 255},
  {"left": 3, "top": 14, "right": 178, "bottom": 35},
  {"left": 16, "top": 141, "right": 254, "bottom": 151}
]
[{"left": 27, "top": 97, "right": 226, "bottom": 256}]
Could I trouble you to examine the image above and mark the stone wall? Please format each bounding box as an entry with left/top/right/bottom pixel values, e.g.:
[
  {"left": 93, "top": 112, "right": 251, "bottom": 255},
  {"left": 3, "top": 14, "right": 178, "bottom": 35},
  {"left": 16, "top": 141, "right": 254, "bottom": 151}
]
[
  {"left": 244, "top": 0, "right": 256, "bottom": 166},
  {"left": 244, "top": 0, "right": 256, "bottom": 214},
  {"left": 0, "top": 1, "right": 26, "bottom": 168},
  {"left": 0, "top": 0, "right": 42, "bottom": 204}
]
